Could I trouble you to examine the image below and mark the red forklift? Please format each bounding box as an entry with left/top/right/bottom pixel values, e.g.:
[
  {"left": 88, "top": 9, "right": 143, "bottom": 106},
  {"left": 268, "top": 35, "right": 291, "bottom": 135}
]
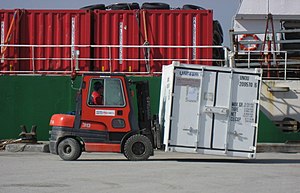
[{"left": 49, "top": 74, "right": 161, "bottom": 161}]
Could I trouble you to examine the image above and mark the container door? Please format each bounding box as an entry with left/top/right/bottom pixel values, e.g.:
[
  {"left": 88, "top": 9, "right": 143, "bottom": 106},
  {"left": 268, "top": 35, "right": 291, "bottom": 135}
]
[
  {"left": 210, "top": 72, "right": 260, "bottom": 157},
  {"left": 210, "top": 72, "right": 233, "bottom": 150},
  {"left": 226, "top": 73, "right": 260, "bottom": 154},
  {"left": 168, "top": 68, "right": 203, "bottom": 150}
]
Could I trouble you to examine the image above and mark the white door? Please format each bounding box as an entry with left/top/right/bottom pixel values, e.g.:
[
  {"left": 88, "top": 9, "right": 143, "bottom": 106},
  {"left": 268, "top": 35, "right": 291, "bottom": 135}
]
[
  {"left": 227, "top": 73, "right": 260, "bottom": 153},
  {"left": 169, "top": 69, "right": 202, "bottom": 149}
]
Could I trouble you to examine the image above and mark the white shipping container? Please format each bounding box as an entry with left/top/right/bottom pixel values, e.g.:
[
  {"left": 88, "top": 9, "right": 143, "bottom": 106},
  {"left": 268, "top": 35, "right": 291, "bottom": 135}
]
[{"left": 159, "top": 62, "right": 262, "bottom": 158}]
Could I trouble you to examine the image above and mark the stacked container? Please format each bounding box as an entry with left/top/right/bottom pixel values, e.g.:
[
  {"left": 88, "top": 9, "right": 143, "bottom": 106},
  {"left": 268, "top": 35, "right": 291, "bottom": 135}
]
[
  {"left": 139, "top": 9, "right": 213, "bottom": 72},
  {"left": 0, "top": 6, "right": 215, "bottom": 73},
  {"left": 0, "top": 9, "right": 91, "bottom": 72}
]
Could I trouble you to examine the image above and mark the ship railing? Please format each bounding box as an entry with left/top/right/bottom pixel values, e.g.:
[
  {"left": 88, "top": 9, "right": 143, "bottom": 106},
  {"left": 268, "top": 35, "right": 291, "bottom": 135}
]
[
  {"left": 0, "top": 44, "right": 229, "bottom": 75},
  {"left": 230, "top": 29, "right": 300, "bottom": 54},
  {"left": 230, "top": 29, "right": 300, "bottom": 80},
  {"left": 232, "top": 49, "right": 299, "bottom": 80}
]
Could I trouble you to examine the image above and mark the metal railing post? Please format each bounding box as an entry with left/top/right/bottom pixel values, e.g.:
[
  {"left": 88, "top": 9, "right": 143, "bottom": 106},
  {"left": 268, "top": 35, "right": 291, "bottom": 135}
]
[
  {"left": 109, "top": 46, "right": 112, "bottom": 73},
  {"left": 284, "top": 51, "right": 287, "bottom": 80},
  {"left": 247, "top": 51, "right": 251, "bottom": 69},
  {"left": 223, "top": 47, "right": 228, "bottom": 67},
  {"left": 32, "top": 46, "right": 35, "bottom": 73}
]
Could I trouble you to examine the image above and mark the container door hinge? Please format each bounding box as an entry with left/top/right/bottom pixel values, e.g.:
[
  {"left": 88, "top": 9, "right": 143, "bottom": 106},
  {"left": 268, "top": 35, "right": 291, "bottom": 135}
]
[
  {"left": 224, "top": 143, "right": 228, "bottom": 154},
  {"left": 253, "top": 99, "right": 260, "bottom": 104},
  {"left": 251, "top": 123, "right": 258, "bottom": 128},
  {"left": 255, "top": 75, "right": 262, "bottom": 81},
  {"left": 249, "top": 146, "right": 256, "bottom": 151}
]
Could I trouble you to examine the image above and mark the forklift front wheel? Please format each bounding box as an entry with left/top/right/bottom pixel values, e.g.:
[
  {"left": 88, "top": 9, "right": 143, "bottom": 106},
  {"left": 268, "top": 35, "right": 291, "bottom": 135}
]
[
  {"left": 124, "top": 134, "right": 153, "bottom": 161},
  {"left": 57, "top": 138, "right": 82, "bottom": 161}
]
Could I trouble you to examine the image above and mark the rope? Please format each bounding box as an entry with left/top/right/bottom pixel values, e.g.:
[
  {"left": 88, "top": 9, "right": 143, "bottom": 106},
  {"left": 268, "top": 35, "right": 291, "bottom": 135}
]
[
  {"left": 142, "top": 10, "right": 151, "bottom": 72},
  {"left": 142, "top": 10, "right": 148, "bottom": 43},
  {"left": 0, "top": 139, "right": 22, "bottom": 151}
]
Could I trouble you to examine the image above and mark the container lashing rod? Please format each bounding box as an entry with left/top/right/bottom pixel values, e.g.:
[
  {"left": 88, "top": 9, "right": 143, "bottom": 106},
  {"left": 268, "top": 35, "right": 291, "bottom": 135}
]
[
  {"left": 142, "top": 10, "right": 150, "bottom": 73},
  {"left": 261, "top": 13, "right": 278, "bottom": 78}
]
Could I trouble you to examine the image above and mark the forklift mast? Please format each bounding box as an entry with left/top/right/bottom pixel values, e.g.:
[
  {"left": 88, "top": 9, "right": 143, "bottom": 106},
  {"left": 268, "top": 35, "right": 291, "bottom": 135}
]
[
  {"left": 131, "top": 81, "right": 153, "bottom": 140},
  {"left": 131, "top": 80, "right": 161, "bottom": 149},
  {"left": 135, "top": 81, "right": 152, "bottom": 130}
]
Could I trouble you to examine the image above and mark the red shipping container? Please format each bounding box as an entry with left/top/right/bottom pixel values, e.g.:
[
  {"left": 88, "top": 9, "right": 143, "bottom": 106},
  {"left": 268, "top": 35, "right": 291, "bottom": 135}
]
[
  {"left": 92, "top": 9, "right": 213, "bottom": 73},
  {"left": 0, "top": 9, "right": 91, "bottom": 72},
  {"left": 1, "top": 9, "right": 214, "bottom": 73},
  {"left": 139, "top": 9, "right": 213, "bottom": 72},
  {"left": 92, "top": 10, "right": 140, "bottom": 72}
]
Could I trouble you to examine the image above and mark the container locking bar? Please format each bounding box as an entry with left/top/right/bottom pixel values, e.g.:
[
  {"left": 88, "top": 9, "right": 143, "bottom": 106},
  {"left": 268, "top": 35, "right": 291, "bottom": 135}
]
[{"left": 204, "top": 106, "right": 229, "bottom": 116}]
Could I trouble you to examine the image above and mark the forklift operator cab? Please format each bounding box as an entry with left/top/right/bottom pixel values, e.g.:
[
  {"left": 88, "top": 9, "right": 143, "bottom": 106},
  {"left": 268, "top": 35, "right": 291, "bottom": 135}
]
[
  {"left": 49, "top": 74, "right": 159, "bottom": 161},
  {"left": 89, "top": 78, "right": 124, "bottom": 106},
  {"left": 83, "top": 76, "right": 130, "bottom": 134}
]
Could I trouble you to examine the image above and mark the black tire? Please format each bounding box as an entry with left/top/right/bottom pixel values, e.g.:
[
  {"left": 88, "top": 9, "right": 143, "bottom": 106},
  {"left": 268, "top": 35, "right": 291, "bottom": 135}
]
[
  {"left": 213, "top": 20, "right": 224, "bottom": 43},
  {"left": 124, "top": 134, "right": 153, "bottom": 161},
  {"left": 213, "top": 20, "right": 223, "bottom": 36},
  {"left": 57, "top": 138, "right": 82, "bottom": 161},
  {"left": 283, "top": 21, "right": 300, "bottom": 29},
  {"left": 213, "top": 32, "right": 222, "bottom": 45},
  {"left": 108, "top": 3, "right": 140, "bottom": 10},
  {"left": 282, "top": 43, "right": 300, "bottom": 50},
  {"left": 80, "top": 4, "right": 105, "bottom": 10},
  {"left": 182, "top": 4, "right": 205, "bottom": 10},
  {"left": 141, "top": 2, "right": 170, "bottom": 10},
  {"left": 213, "top": 48, "right": 224, "bottom": 66},
  {"left": 284, "top": 32, "right": 300, "bottom": 40}
]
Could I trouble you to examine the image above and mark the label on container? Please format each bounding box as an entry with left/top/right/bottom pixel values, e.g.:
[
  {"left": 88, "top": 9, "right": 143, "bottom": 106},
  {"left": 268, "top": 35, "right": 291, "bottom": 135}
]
[
  {"left": 71, "top": 17, "right": 75, "bottom": 58},
  {"left": 186, "top": 86, "right": 199, "bottom": 102},
  {"left": 192, "top": 17, "right": 197, "bottom": 59},
  {"left": 238, "top": 75, "right": 258, "bottom": 88},
  {"left": 119, "top": 22, "right": 123, "bottom": 64},
  {"left": 175, "top": 69, "right": 201, "bottom": 103},
  {"left": 230, "top": 102, "right": 255, "bottom": 123},
  {"left": 1, "top": 21, "right": 4, "bottom": 63}
]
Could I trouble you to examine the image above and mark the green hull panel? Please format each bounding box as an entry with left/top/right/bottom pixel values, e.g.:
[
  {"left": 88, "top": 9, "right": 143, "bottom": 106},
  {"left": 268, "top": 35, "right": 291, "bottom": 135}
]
[
  {"left": 0, "top": 75, "right": 299, "bottom": 143},
  {"left": 0, "top": 76, "right": 80, "bottom": 141},
  {"left": 258, "top": 111, "right": 300, "bottom": 143}
]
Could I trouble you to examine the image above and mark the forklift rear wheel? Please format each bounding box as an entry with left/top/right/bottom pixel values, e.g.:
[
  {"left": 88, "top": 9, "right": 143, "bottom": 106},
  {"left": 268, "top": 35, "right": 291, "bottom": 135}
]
[
  {"left": 124, "top": 134, "right": 153, "bottom": 161},
  {"left": 57, "top": 138, "right": 82, "bottom": 161}
]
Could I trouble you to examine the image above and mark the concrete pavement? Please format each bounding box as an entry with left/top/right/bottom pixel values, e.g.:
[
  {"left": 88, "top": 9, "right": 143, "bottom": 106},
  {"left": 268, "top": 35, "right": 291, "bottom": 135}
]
[{"left": 0, "top": 151, "right": 299, "bottom": 193}]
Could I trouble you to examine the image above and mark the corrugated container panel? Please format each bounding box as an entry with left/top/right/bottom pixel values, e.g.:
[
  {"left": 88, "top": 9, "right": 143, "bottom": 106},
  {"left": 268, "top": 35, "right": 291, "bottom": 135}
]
[
  {"left": 0, "top": 10, "right": 21, "bottom": 71},
  {"left": 92, "top": 10, "right": 140, "bottom": 72},
  {"left": 22, "top": 10, "right": 91, "bottom": 71},
  {"left": 139, "top": 10, "right": 213, "bottom": 72},
  {"left": 1, "top": 9, "right": 91, "bottom": 72}
]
